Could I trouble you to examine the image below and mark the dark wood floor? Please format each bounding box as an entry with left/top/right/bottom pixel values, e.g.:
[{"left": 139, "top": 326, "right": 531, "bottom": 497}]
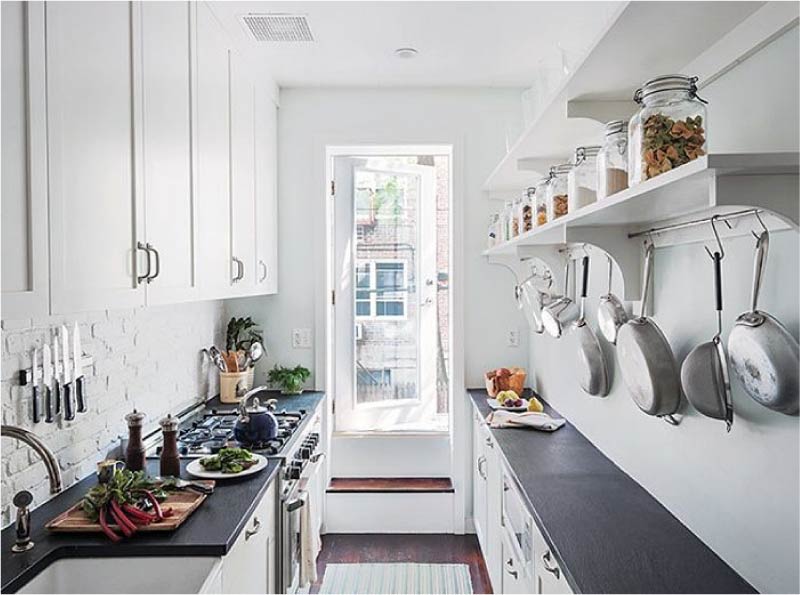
[{"left": 311, "top": 533, "right": 492, "bottom": 594}]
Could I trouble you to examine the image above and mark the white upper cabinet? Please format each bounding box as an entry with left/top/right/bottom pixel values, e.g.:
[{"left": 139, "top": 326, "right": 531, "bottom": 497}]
[
  {"left": 1, "top": 2, "right": 49, "bottom": 320},
  {"left": 46, "top": 1, "right": 145, "bottom": 313},
  {"left": 139, "top": 1, "right": 197, "bottom": 304},
  {"left": 229, "top": 51, "right": 258, "bottom": 296},
  {"left": 194, "top": 3, "right": 233, "bottom": 300},
  {"left": 255, "top": 86, "right": 279, "bottom": 294}
]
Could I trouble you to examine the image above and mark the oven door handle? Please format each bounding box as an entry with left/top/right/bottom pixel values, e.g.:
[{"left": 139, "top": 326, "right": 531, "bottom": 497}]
[
  {"left": 286, "top": 497, "right": 306, "bottom": 512},
  {"left": 310, "top": 451, "right": 326, "bottom": 464}
]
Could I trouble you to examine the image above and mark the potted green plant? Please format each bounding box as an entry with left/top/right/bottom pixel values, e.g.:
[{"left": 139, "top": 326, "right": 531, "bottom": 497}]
[{"left": 268, "top": 365, "right": 311, "bottom": 395}]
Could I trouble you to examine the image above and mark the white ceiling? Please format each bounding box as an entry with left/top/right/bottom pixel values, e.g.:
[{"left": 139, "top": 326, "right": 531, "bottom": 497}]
[{"left": 207, "top": 1, "right": 625, "bottom": 87}]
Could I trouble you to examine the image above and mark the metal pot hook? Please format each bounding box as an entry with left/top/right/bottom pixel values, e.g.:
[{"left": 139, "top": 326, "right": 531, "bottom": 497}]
[
  {"left": 751, "top": 210, "right": 769, "bottom": 239},
  {"left": 704, "top": 215, "right": 725, "bottom": 260}
]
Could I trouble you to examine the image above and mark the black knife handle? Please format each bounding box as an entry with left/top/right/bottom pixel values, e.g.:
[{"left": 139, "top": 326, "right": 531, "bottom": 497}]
[
  {"left": 713, "top": 252, "right": 723, "bottom": 313},
  {"left": 54, "top": 381, "right": 61, "bottom": 415},
  {"left": 76, "top": 376, "right": 87, "bottom": 413},
  {"left": 32, "top": 386, "right": 41, "bottom": 423},
  {"left": 63, "top": 383, "right": 74, "bottom": 421},
  {"left": 44, "top": 386, "right": 54, "bottom": 423}
]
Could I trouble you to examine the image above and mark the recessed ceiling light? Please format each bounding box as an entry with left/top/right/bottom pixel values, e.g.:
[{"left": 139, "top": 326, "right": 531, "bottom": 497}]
[{"left": 394, "top": 47, "right": 418, "bottom": 59}]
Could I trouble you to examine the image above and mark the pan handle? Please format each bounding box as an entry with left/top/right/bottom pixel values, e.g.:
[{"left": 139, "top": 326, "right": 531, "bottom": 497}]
[
  {"left": 580, "top": 256, "right": 589, "bottom": 299},
  {"left": 713, "top": 252, "right": 723, "bottom": 336},
  {"left": 639, "top": 244, "right": 655, "bottom": 319},
  {"left": 750, "top": 231, "right": 769, "bottom": 313}
]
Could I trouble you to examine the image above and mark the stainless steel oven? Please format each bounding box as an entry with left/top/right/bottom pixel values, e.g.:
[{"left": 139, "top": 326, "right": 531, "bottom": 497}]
[{"left": 501, "top": 469, "right": 534, "bottom": 569}]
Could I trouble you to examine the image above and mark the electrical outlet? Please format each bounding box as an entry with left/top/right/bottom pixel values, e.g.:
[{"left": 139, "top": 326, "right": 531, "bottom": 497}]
[
  {"left": 292, "top": 328, "right": 312, "bottom": 349},
  {"left": 507, "top": 328, "right": 520, "bottom": 348}
]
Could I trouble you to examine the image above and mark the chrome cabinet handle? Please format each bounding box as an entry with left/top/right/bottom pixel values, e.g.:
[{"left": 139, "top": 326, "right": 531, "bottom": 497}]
[
  {"left": 136, "top": 241, "right": 151, "bottom": 284},
  {"left": 258, "top": 259, "right": 267, "bottom": 282},
  {"left": 476, "top": 455, "right": 487, "bottom": 479},
  {"left": 484, "top": 436, "right": 494, "bottom": 448},
  {"left": 310, "top": 452, "right": 326, "bottom": 464},
  {"left": 146, "top": 243, "right": 160, "bottom": 282},
  {"left": 286, "top": 498, "right": 305, "bottom": 512},
  {"left": 245, "top": 516, "right": 261, "bottom": 540},
  {"left": 542, "top": 550, "right": 560, "bottom": 579},
  {"left": 505, "top": 558, "right": 518, "bottom": 579},
  {"left": 231, "top": 257, "right": 244, "bottom": 282}
]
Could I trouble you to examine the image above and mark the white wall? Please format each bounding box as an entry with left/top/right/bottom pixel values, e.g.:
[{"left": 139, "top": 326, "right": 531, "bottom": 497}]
[
  {"left": 1, "top": 302, "right": 225, "bottom": 526},
  {"left": 528, "top": 27, "right": 799, "bottom": 594}
]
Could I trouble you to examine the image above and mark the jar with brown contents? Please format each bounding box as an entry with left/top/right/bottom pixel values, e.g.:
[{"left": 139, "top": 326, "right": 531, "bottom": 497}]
[
  {"left": 597, "top": 120, "right": 629, "bottom": 199},
  {"left": 628, "top": 75, "right": 707, "bottom": 187},
  {"left": 521, "top": 187, "right": 534, "bottom": 232},
  {"left": 534, "top": 176, "right": 551, "bottom": 227},
  {"left": 546, "top": 164, "right": 573, "bottom": 221}
]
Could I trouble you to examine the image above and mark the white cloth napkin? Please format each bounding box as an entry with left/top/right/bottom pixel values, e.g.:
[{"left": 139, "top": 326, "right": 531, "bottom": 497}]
[
  {"left": 487, "top": 409, "right": 566, "bottom": 432},
  {"left": 299, "top": 491, "right": 321, "bottom": 587}
]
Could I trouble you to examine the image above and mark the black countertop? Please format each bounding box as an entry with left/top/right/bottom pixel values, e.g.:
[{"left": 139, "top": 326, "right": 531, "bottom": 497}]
[
  {"left": 1, "top": 390, "right": 325, "bottom": 594},
  {"left": 468, "top": 388, "right": 755, "bottom": 594}
]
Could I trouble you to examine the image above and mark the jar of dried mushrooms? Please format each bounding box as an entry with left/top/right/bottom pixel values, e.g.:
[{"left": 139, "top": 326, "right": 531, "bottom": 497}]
[{"left": 628, "top": 75, "right": 707, "bottom": 187}]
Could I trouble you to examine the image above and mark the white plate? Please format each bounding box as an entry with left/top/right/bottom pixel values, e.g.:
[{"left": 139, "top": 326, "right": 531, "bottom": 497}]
[
  {"left": 487, "top": 397, "right": 529, "bottom": 412},
  {"left": 186, "top": 453, "right": 269, "bottom": 479}
]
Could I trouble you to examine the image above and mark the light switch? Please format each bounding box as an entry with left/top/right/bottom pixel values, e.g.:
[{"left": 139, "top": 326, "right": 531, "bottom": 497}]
[
  {"left": 292, "top": 328, "right": 312, "bottom": 349},
  {"left": 507, "top": 328, "right": 520, "bottom": 347}
]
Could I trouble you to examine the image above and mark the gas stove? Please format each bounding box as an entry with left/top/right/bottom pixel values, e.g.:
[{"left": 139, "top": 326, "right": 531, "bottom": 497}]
[{"left": 149, "top": 406, "right": 308, "bottom": 458}]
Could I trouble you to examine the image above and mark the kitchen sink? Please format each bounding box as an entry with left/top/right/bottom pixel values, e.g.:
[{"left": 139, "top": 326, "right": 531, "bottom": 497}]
[{"left": 17, "top": 556, "right": 222, "bottom": 594}]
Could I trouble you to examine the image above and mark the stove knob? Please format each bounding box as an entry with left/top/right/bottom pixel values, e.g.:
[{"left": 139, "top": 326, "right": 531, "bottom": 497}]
[
  {"left": 288, "top": 462, "right": 303, "bottom": 480},
  {"left": 299, "top": 447, "right": 312, "bottom": 460}
]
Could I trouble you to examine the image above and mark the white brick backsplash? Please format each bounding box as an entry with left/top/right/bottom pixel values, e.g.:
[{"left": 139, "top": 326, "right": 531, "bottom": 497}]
[{"left": 1, "top": 300, "right": 225, "bottom": 526}]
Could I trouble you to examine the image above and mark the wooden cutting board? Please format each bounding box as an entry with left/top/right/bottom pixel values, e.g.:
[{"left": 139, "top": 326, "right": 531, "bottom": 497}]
[{"left": 46, "top": 481, "right": 215, "bottom": 533}]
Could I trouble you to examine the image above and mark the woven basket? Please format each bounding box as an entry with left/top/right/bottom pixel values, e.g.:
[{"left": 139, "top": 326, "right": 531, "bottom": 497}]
[{"left": 484, "top": 367, "right": 527, "bottom": 397}]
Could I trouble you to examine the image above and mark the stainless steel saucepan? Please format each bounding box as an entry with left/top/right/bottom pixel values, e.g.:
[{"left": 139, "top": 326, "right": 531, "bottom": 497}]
[
  {"left": 728, "top": 231, "right": 799, "bottom": 415},
  {"left": 617, "top": 244, "right": 681, "bottom": 422},
  {"left": 571, "top": 256, "right": 609, "bottom": 397},
  {"left": 517, "top": 268, "right": 554, "bottom": 335},
  {"left": 542, "top": 259, "right": 579, "bottom": 338}
]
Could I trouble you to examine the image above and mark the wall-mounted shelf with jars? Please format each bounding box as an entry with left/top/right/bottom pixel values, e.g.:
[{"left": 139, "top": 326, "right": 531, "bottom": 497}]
[
  {"left": 484, "top": 152, "right": 799, "bottom": 300},
  {"left": 483, "top": 2, "right": 796, "bottom": 199}
]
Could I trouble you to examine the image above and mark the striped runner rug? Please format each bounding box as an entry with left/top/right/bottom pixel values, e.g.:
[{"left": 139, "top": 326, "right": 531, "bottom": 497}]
[{"left": 318, "top": 563, "right": 473, "bottom": 594}]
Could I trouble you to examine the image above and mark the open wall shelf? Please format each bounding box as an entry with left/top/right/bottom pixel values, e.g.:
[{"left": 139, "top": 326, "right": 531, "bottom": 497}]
[
  {"left": 483, "top": 1, "right": 775, "bottom": 197},
  {"left": 484, "top": 152, "right": 800, "bottom": 301}
]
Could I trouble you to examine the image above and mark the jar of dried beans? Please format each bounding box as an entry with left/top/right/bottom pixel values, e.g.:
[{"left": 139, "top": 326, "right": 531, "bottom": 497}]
[
  {"left": 520, "top": 187, "right": 534, "bottom": 233},
  {"left": 597, "top": 120, "right": 628, "bottom": 199},
  {"left": 510, "top": 198, "right": 522, "bottom": 237},
  {"left": 534, "top": 176, "right": 551, "bottom": 227},
  {"left": 628, "top": 75, "right": 707, "bottom": 186},
  {"left": 547, "top": 164, "right": 572, "bottom": 221},
  {"left": 568, "top": 146, "right": 600, "bottom": 213}
]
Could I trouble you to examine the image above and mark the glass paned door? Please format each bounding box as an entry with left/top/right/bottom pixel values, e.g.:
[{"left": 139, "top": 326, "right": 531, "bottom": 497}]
[{"left": 333, "top": 154, "right": 446, "bottom": 432}]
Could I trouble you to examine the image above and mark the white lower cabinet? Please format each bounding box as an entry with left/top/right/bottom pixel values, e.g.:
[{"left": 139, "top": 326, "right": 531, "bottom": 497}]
[
  {"left": 222, "top": 480, "right": 277, "bottom": 594},
  {"left": 532, "top": 522, "right": 573, "bottom": 595},
  {"left": 501, "top": 529, "right": 534, "bottom": 595},
  {"left": 472, "top": 411, "right": 489, "bottom": 548},
  {"left": 472, "top": 410, "right": 502, "bottom": 590}
]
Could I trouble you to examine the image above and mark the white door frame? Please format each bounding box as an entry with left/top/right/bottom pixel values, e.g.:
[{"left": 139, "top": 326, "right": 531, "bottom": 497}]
[{"left": 321, "top": 143, "right": 466, "bottom": 533}]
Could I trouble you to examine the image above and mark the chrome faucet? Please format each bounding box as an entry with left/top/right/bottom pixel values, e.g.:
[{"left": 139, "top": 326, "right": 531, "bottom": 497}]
[{"left": 1, "top": 425, "right": 63, "bottom": 553}]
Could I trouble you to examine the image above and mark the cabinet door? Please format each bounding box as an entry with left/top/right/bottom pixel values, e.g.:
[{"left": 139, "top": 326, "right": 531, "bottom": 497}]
[
  {"left": 483, "top": 425, "right": 503, "bottom": 590},
  {"left": 229, "top": 51, "right": 257, "bottom": 295},
  {"left": 140, "top": 1, "right": 197, "bottom": 305},
  {"left": 47, "top": 1, "right": 145, "bottom": 313},
  {"left": 501, "top": 531, "right": 534, "bottom": 595},
  {"left": 532, "top": 522, "right": 573, "bottom": 594},
  {"left": 222, "top": 506, "right": 269, "bottom": 594},
  {"left": 254, "top": 86, "right": 278, "bottom": 294},
  {"left": 194, "top": 3, "right": 232, "bottom": 299},
  {"left": 472, "top": 411, "right": 488, "bottom": 551},
  {"left": 1, "top": 2, "right": 49, "bottom": 320}
]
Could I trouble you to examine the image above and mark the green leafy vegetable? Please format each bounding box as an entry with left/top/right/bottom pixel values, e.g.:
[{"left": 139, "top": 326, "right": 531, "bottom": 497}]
[{"left": 199, "top": 447, "right": 257, "bottom": 474}]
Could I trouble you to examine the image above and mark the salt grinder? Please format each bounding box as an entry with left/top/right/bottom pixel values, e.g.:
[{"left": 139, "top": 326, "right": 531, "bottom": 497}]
[
  {"left": 124, "top": 408, "right": 146, "bottom": 472},
  {"left": 159, "top": 413, "right": 181, "bottom": 478}
]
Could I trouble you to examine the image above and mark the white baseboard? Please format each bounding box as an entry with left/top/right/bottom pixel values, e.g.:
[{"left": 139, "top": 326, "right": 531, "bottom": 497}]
[{"left": 325, "top": 492, "right": 455, "bottom": 533}]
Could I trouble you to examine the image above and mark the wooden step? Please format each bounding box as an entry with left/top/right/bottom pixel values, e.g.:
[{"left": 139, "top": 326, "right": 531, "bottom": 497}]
[{"left": 327, "top": 477, "right": 454, "bottom": 494}]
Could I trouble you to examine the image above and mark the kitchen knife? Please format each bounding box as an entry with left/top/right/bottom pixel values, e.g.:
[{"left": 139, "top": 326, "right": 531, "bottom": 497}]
[
  {"left": 42, "top": 344, "right": 54, "bottom": 423},
  {"left": 61, "top": 325, "right": 74, "bottom": 421},
  {"left": 31, "top": 348, "right": 41, "bottom": 423},
  {"left": 73, "top": 322, "right": 86, "bottom": 413},
  {"left": 52, "top": 334, "right": 61, "bottom": 416}
]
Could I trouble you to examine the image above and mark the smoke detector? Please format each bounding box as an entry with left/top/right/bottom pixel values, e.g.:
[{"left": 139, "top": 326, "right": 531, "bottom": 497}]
[{"left": 240, "top": 14, "right": 314, "bottom": 42}]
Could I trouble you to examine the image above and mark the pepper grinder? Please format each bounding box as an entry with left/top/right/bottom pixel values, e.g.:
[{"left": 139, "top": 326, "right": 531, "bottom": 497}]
[
  {"left": 159, "top": 413, "right": 181, "bottom": 478},
  {"left": 124, "top": 409, "right": 146, "bottom": 472}
]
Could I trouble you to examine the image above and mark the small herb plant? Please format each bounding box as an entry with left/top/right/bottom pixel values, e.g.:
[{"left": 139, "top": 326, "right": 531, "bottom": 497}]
[
  {"left": 268, "top": 365, "right": 311, "bottom": 394},
  {"left": 226, "top": 317, "right": 264, "bottom": 352}
]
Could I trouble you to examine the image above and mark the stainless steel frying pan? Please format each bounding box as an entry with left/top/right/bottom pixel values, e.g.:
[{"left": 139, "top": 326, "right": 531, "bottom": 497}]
[
  {"left": 728, "top": 231, "right": 799, "bottom": 415},
  {"left": 571, "top": 256, "right": 609, "bottom": 397},
  {"left": 617, "top": 244, "right": 681, "bottom": 422},
  {"left": 681, "top": 250, "right": 733, "bottom": 431}
]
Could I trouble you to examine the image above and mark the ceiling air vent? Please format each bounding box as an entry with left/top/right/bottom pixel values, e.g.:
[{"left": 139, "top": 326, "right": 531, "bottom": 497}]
[{"left": 240, "top": 14, "right": 314, "bottom": 42}]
